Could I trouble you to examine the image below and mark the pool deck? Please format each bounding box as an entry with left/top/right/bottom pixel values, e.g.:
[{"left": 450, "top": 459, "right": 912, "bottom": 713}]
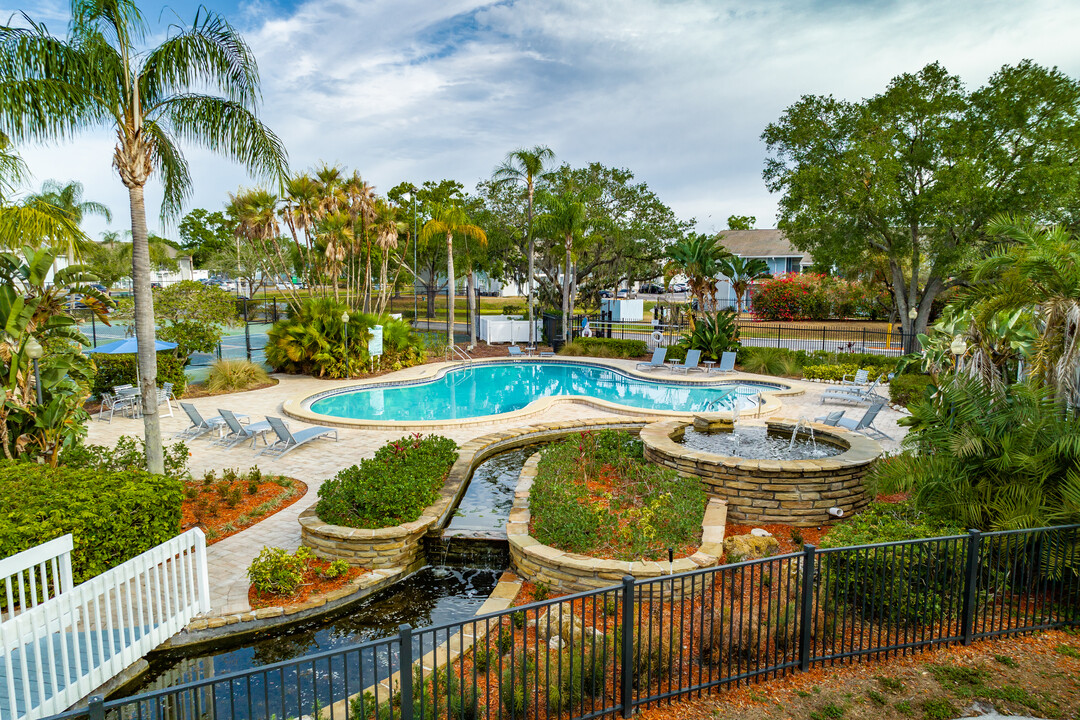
[{"left": 84, "top": 356, "right": 910, "bottom": 617}]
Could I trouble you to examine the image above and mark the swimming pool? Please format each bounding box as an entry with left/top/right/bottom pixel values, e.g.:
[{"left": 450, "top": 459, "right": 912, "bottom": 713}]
[{"left": 306, "top": 361, "right": 785, "bottom": 422}]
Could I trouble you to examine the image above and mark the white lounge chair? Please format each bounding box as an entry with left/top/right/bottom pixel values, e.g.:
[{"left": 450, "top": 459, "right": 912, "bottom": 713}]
[
  {"left": 257, "top": 416, "right": 338, "bottom": 459},
  {"left": 842, "top": 368, "right": 870, "bottom": 387},
  {"left": 215, "top": 409, "right": 275, "bottom": 449},
  {"left": 97, "top": 392, "right": 138, "bottom": 422},
  {"left": 670, "top": 348, "right": 704, "bottom": 374},
  {"left": 636, "top": 348, "right": 667, "bottom": 371},
  {"left": 821, "top": 373, "right": 891, "bottom": 405}
]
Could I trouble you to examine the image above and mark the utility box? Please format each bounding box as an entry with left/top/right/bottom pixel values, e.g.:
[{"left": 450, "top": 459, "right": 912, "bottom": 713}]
[{"left": 600, "top": 298, "right": 644, "bottom": 322}]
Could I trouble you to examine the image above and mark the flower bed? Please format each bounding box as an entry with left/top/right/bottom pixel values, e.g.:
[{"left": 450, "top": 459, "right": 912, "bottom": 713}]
[
  {"left": 247, "top": 546, "right": 365, "bottom": 610},
  {"left": 530, "top": 430, "right": 707, "bottom": 561},
  {"left": 181, "top": 469, "right": 305, "bottom": 543}
]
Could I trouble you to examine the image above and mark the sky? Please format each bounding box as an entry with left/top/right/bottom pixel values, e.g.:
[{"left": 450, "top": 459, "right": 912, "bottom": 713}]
[{"left": 6, "top": 0, "right": 1080, "bottom": 243}]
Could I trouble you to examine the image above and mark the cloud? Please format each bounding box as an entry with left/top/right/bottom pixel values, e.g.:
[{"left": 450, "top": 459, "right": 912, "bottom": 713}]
[{"left": 7, "top": 0, "right": 1080, "bottom": 242}]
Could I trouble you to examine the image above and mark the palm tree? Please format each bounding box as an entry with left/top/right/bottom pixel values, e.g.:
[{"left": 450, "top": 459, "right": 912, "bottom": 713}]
[
  {"left": 963, "top": 216, "right": 1080, "bottom": 406},
  {"left": 717, "top": 254, "right": 772, "bottom": 315},
  {"left": 0, "top": 136, "right": 87, "bottom": 252},
  {"left": 343, "top": 171, "right": 376, "bottom": 311},
  {"left": 319, "top": 212, "right": 353, "bottom": 302},
  {"left": 372, "top": 198, "right": 403, "bottom": 315},
  {"left": 492, "top": 146, "right": 555, "bottom": 346},
  {"left": 26, "top": 179, "right": 111, "bottom": 258},
  {"left": 0, "top": 0, "right": 288, "bottom": 473},
  {"left": 536, "top": 190, "right": 588, "bottom": 344},
  {"left": 420, "top": 202, "right": 487, "bottom": 345},
  {"left": 280, "top": 173, "right": 320, "bottom": 289},
  {"left": 665, "top": 233, "right": 730, "bottom": 320}
]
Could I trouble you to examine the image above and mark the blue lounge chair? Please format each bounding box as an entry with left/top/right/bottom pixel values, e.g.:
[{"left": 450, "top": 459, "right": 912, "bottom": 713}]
[
  {"left": 636, "top": 347, "right": 667, "bottom": 371},
  {"left": 842, "top": 368, "right": 870, "bottom": 387},
  {"left": 818, "top": 403, "right": 889, "bottom": 440},
  {"left": 716, "top": 351, "right": 736, "bottom": 374},
  {"left": 821, "top": 373, "right": 892, "bottom": 405},
  {"left": 214, "top": 408, "right": 274, "bottom": 449},
  {"left": 257, "top": 416, "right": 338, "bottom": 459},
  {"left": 671, "top": 348, "right": 704, "bottom": 374},
  {"left": 508, "top": 345, "right": 524, "bottom": 357},
  {"left": 813, "top": 410, "right": 845, "bottom": 426}
]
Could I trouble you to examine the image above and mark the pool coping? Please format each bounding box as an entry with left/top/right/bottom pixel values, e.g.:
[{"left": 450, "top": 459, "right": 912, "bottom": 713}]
[{"left": 283, "top": 356, "right": 799, "bottom": 431}]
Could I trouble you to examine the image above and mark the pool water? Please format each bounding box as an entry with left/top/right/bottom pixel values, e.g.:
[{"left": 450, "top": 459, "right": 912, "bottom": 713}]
[
  {"left": 679, "top": 425, "right": 842, "bottom": 460},
  {"left": 309, "top": 362, "right": 780, "bottom": 422}
]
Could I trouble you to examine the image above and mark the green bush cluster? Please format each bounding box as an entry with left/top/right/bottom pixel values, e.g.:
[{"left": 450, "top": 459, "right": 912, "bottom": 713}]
[
  {"left": 889, "top": 374, "right": 934, "bottom": 407},
  {"left": 90, "top": 352, "right": 188, "bottom": 397},
  {"left": 0, "top": 460, "right": 183, "bottom": 584},
  {"left": 60, "top": 435, "right": 191, "bottom": 478},
  {"left": 801, "top": 363, "right": 891, "bottom": 382},
  {"left": 316, "top": 434, "right": 458, "bottom": 528},
  {"left": 559, "top": 337, "right": 648, "bottom": 358},
  {"left": 530, "top": 430, "right": 706, "bottom": 560},
  {"left": 247, "top": 546, "right": 307, "bottom": 596},
  {"left": 206, "top": 358, "right": 271, "bottom": 393},
  {"left": 499, "top": 645, "right": 609, "bottom": 714},
  {"left": 820, "top": 502, "right": 962, "bottom": 627}
]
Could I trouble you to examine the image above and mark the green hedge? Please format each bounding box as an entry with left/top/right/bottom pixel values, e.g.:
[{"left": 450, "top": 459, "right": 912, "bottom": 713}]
[
  {"left": 802, "top": 363, "right": 891, "bottom": 382},
  {"left": 559, "top": 337, "right": 649, "bottom": 358},
  {"left": 889, "top": 374, "right": 934, "bottom": 407},
  {"left": 90, "top": 353, "right": 188, "bottom": 397},
  {"left": 0, "top": 461, "right": 184, "bottom": 584},
  {"left": 316, "top": 435, "right": 458, "bottom": 528},
  {"left": 820, "top": 502, "right": 962, "bottom": 627}
]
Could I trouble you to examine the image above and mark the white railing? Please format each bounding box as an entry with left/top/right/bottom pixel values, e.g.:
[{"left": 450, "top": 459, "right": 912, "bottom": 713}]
[
  {"left": 0, "top": 529, "right": 210, "bottom": 720},
  {"left": 0, "top": 536, "right": 74, "bottom": 624}
]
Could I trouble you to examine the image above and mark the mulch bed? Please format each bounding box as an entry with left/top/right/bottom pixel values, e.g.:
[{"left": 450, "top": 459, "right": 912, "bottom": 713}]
[
  {"left": 247, "top": 556, "right": 365, "bottom": 610},
  {"left": 181, "top": 477, "right": 306, "bottom": 544}
]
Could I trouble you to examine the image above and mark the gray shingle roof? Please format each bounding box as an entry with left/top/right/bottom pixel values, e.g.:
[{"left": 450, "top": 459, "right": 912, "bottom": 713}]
[{"left": 714, "top": 229, "right": 814, "bottom": 264}]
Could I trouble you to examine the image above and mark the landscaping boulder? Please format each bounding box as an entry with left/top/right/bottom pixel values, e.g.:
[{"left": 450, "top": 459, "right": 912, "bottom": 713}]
[{"left": 723, "top": 533, "right": 780, "bottom": 561}]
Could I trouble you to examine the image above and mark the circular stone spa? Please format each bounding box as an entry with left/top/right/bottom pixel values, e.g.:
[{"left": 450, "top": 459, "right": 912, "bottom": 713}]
[{"left": 639, "top": 416, "right": 882, "bottom": 526}]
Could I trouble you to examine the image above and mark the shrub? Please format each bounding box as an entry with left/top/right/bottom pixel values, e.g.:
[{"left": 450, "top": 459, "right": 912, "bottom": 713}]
[
  {"left": 60, "top": 434, "right": 191, "bottom": 478},
  {"left": 751, "top": 273, "right": 889, "bottom": 321},
  {"left": 802, "top": 363, "right": 889, "bottom": 382},
  {"left": 501, "top": 304, "right": 524, "bottom": 316},
  {"left": 682, "top": 309, "right": 740, "bottom": 360},
  {"left": 559, "top": 337, "right": 648, "bottom": 358},
  {"left": 247, "top": 546, "right": 306, "bottom": 596},
  {"left": 266, "top": 298, "right": 425, "bottom": 378},
  {"left": 316, "top": 434, "right": 458, "bottom": 528},
  {"left": 207, "top": 358, "right": 271, "bottom": 393},
  {"left": 737, "top": 347, "right": 803, "bottom": 376},
  {"left": 90, "top": 352, "right": 188, "bottom": 397},
  {"left": 889, "top": 374, "right": 934, "bottom": 407},
  {"left": 820, "top": 502, "right": 962, "bottom": 627},
  {"left": 530, "top": 430, "right": 706, "bottom": 560},
  {"left": 0, "top": 461, "right": 183, "bottom": 584}
]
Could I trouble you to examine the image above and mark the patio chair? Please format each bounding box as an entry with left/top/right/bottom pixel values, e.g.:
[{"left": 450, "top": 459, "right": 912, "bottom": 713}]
[
  {"left": 175, "top": 403, "right": 248, "bottom": 440},
  {"left": 215, "top": 409, "right": 275, "bottom": 449},
  {"left": 155, "top": 387, "right": 174, "bottom": 417},
  {"left": 670, "top": 348, "right": 704, "bottom": 374},
  {"left": 842, "top": 368, "right": 870, "bottom": 387},
  {"left": 716, "top": 351, "right": 737, "bottom": 374},
  {"left": 813, "top": 410, "right": 846, "bottom": 426},
  {"left": 161, "top": 381, "right": 177, "bottom": 404},
  {"left": 831, "top": 403, "right": 890, "bottom": 440},
  {"left": 97, "top": 392, "right": 138, "bottom": 422},
  {"left": 508, "top": 345, "right": 524, "bottom": 357},
  {"left": 636, "top": 347, "right": 667, "bottom": 371},
  {"left": 257, "top": 416, "right": 338, "bottom": 459},
  {"left": 821, "top": 373, "right": 891, "bottom": 405}
]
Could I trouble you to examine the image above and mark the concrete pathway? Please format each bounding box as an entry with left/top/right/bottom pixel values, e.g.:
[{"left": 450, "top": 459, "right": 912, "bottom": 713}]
[{"left": 85, "top": 358, "right": 908, "bottom": 616}]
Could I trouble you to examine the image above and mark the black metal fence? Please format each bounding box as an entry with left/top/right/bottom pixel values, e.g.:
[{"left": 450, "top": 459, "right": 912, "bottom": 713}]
[{"left": 56, "top": 523, "right": 1079, "bottom": 720}]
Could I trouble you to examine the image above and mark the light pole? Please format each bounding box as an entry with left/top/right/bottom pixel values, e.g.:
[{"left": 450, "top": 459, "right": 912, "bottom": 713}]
[
  {"left": 409, "top": 187, "right": 418, "bottom": 321},
  {"left": 950, "top": 335, "right": 967, "bottom": 372},
  {"left": 342, "top": 311, "right": 350, "bottom": 378},
  {"left": 25, "top": 336, "right": 43, "bottom": 405}
]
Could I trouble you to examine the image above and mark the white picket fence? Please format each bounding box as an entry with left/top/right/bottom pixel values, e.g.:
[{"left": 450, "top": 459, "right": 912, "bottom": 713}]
[{"left": 0, "top": 530, "right": 210, "bottom": 720}]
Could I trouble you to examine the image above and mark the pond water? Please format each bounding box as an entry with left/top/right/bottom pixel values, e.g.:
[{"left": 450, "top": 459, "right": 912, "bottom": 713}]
[{"left": 444, "top": 447, "right": 535, "bottom": 536}]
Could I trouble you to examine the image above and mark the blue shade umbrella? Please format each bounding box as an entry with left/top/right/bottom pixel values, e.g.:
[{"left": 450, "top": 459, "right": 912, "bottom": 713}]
[
  {"left": 87, "top": 337, "right": 179, "bottom": 391},
  {"left": 87, "top": 337, "right": 178, "bottom": 355}
]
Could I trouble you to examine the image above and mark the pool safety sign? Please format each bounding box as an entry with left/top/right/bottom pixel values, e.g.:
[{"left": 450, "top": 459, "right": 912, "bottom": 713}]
[{"left": 368, "top": 324, "right": 383, "bottom": 357}]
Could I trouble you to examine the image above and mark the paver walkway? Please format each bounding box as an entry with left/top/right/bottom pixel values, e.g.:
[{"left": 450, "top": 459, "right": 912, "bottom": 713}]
[{"left": 84, "top": 359, "right": 908, "bottom": 616}]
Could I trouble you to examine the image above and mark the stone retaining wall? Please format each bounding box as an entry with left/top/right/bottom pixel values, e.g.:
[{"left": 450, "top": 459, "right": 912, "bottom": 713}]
[
  {"left": 640, "top": 419, "right": 879, "bottom": 527},
  {"left": 300, "top": 417, "right": 661, "bottom": 569},
  {"left": 507, "top": 455, "right": 728, "bottom": 598}
]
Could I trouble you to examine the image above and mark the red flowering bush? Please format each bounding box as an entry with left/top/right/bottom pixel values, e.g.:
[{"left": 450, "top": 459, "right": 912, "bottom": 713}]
[{"left": 750, "top": 274, "right": 888, "bottom": 321}]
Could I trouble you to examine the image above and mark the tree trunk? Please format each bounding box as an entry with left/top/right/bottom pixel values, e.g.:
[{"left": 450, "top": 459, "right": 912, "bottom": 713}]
[
  {"left": 446, "top": 233, "right": 455, "bottom": 345},
  {"left": 128, "top": 184, "right": 163, "bottom": 475},
  {"left": 426, "top": 283, "right": 436, "bottom": 317},
  {"left": 562, "top": 236, "right": 571, "bottom": 343},
  {"left": 363, "top": 236, "right": 372, "bottom": 313},
  {"left": 466, "top": 270, "right": 477, "bottom": 347}
]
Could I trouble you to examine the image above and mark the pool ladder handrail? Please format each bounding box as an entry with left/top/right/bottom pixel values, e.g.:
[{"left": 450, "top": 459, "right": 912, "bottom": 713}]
[{"left": 446, "top": 344, "right": 473, "bottom": 363}]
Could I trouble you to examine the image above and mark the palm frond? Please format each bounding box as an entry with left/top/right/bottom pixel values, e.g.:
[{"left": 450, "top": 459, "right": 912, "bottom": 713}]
[{"left": 141, "top": 119, "right": 191, "bottom": 218}]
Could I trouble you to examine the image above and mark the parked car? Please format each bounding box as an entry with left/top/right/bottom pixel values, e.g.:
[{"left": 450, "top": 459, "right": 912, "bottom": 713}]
[
  {"left": 638, "top": 283, "right": 665, "bottom": 295},
  {"left": 599, "top": 289, "right": 614, "bottom": 298},
  {"left": 616, "top": 289, "right": 631, "bottom": 299},
  {"left": 669, "top": 282, "right": 689, "bottom": 293}
]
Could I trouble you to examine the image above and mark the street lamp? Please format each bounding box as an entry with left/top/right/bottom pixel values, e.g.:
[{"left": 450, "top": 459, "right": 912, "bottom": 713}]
[
  {"left": 342, "top": 311, "right": 350, "bottom": 378},
  {"left": 24, "top": 336, "right": 44, "bottom": 405},
  {"left": 950, "top": 335, "right": 967, "bottom": 370},
  {"left": 407, "top": 187, "right": 418, "bottom": 321}
]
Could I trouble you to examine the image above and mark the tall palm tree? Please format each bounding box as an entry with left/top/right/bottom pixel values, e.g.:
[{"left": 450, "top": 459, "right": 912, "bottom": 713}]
[
  {"left": 0, "top": 135, "right": 88, "bottom": 254},
  {"left": 665, "top": 233, "right": 731, "bottom": 324},
  {"left": 280, "top": 172, "right": 320, "bottom": 289},
  {"left": 492, "top": 145, "right": 555, "bottom": 346},
  {"left": 536, "top": 190, "right": 588, "bottom": 344},
  {"left": 372, "top": 198, "right": 403, "bottom": 315},
  {"left": 27, "top": 179, "right": 111, "bottom": 258},
  {"left": 343, "top": 171, "right": 376, "bottom": 310},
  {"left": 717, "top": 254, "right": 772, "bottom": 315},
  {"left": 319, "top": 211, "right": 352, "bottom": 301},
  {"left": 0, "top": 0, "right": 288, "bottom": 473},
  {"left": 420, "top": 202, "right": 487, "bottom": 345}
]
